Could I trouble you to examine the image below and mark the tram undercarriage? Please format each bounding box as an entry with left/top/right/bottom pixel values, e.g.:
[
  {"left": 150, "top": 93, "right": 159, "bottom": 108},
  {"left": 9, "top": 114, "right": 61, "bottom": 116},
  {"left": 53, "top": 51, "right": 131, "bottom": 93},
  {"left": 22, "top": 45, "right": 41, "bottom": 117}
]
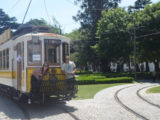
[{"left": 0, "top": 78, "right": 77, "bottom": 104}]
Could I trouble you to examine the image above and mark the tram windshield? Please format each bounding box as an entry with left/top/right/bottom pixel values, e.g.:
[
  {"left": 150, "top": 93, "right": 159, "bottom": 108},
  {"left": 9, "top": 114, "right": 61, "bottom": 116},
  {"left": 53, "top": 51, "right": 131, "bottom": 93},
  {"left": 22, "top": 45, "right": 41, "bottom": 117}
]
[
  {"left": 62, "top": 43, "right": 69, "bottom": 63},
  {"left": 27, "top": 39, "right": 42, "bottom": 65},
  {"left": 44, "top": 39, "right": 61, "bottom": 65}
]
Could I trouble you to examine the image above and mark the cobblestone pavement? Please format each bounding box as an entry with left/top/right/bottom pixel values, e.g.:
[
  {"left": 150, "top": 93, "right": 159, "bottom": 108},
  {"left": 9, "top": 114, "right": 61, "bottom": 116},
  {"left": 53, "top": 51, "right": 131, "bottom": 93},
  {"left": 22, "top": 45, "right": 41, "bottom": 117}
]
[
  {"left": 0, "top": 83, "right": 159, "bottom": 120},
  {"left": 0, "top": 96, "right": 26, "bottom": 120}
]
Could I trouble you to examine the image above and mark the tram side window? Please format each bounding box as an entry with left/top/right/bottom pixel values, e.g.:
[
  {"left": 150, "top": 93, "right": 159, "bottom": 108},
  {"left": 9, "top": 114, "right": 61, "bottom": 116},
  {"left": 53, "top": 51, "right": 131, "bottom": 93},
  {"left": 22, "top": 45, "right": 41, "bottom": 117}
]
[
  {"left": 62, "top": 43, "right": 69, "bottom": 63},
  {"left": 6, "top": 49, "right": 9, "bottom": 69},
  {"left": 27, "top": 40, "right": 41, "bottom": 65},
  {"left": 0, "top": 52, "right": 1, "bottom": 69},
  {"left": 44, "top": 39, "right": 61, "bottom": 65},
  {"left": 3, "top": 50, "right": 5, "bottom": 69}
]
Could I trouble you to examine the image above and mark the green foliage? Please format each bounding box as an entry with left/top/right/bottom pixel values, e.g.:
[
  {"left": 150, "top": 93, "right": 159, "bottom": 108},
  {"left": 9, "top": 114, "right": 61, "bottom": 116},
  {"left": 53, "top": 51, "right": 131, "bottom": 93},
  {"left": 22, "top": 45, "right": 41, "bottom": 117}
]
[
  {"left": 26, "top": 18, "right": 61, "bottom": 34},
  {"left": 95, "top": 77, "right": 134, "bottom": 83},
  {"left": 0, "top": 9, "right": 19, "bottom": 34},
  {"left": 135, "top": 0, "right": 152, "bottom": 9},
  {"left": 76, "top": 70, "right": 93, "bottom": 74},
  {"left": 75, "top": 83, "right": 128, "bottom": 99},
  {"left": 76, "top": 71, "right": 158, "bottom": 82},
  {"left": 72, "top": 0, "right": 122, "bottom": 72},
  {"left": 136, "top": 2, "right": 160, "bottom": 71},
  {"left": 76, "top": 74, "right": 134, "bottom": 84},
  {"left": 69, "top": 1, "right": 160, "bottom": 73},
  {"left": 96, "top": 8, "right": 132, "bottom": 64},
  {"left": 128, "top": 0, "right": 152, "bottom": 12},
  {"left": 67, "top": 29, "right": 96, "bottom": 70}
]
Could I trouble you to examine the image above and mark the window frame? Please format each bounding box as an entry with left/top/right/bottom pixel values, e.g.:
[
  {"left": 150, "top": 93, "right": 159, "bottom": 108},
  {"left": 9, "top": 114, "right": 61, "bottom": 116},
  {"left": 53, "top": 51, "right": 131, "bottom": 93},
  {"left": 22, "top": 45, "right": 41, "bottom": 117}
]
[
  {"left": 3, "top": 50, "right": 6, "bottom": 69},
  {"left": 44, "top": 39, "right": 61, "bottom": 66},
  {"left": 6, "top": 48, "right": 9, "bottom": 69},
  {"left": 62, "top": 42, "right": 69, "bottom": 63},
  {"left": 27, "top": 39, "right": 42, "bottom": 66}
]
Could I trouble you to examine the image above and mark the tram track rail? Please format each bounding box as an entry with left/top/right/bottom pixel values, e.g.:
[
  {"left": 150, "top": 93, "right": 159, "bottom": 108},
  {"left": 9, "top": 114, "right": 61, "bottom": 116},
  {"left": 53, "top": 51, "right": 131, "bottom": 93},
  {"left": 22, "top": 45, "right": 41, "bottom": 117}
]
[
  {"left": 136, "top": 85, "right": 160, "bottom": 109},
  {"left": 114, "top": 85, "right": 149, "bottom": 120}
]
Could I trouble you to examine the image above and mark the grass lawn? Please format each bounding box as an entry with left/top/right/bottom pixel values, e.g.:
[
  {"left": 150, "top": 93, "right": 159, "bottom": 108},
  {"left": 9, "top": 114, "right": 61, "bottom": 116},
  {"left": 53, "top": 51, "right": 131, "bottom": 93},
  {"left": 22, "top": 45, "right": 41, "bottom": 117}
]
[
  {"left": 74, "top": 83, "right": 130, "bottom": 100},
  {"left": 147, "top": 86, "right": 160, "bottom": 93}
]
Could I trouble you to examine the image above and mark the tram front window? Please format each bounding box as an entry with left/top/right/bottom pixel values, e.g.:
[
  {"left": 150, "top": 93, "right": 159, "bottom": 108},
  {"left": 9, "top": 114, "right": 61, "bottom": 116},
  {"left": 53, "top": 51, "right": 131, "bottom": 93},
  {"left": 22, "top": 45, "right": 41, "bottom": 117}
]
[
  {"left": 27, "top": 39, "right": 41, "bottom": 65},
  {"left": 44, "top": 39, "right": 61, "bottom": 65}
]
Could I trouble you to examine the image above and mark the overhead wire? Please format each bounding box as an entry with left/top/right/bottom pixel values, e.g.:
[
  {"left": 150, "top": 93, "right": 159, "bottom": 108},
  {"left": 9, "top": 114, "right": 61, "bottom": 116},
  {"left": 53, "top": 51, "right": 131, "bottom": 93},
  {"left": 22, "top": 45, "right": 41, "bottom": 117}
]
[
  {"left": 8, "top": 0, "right": 22, "bottom": 13},
  {"left": 43, "top": 0, "right": 52, "bottom": 25},
  {"left": 136, "top": 31, "right": 160, "bottom": 39},
  {"left": 22, "top": 0, "right": 33, "bottom": 24}
]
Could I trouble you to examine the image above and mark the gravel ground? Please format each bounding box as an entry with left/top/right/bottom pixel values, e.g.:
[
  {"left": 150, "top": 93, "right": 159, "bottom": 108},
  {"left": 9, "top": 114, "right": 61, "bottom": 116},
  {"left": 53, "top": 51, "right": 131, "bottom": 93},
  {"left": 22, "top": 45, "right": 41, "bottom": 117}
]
[{"left": 0, "top": 83, "right": 160, "bottom": 120}]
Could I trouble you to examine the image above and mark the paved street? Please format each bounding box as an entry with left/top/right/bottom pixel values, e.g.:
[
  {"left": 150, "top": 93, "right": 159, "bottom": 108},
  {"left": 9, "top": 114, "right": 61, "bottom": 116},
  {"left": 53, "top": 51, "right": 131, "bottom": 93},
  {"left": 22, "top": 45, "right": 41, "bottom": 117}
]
[{"left": 0, "top": 83, "right": 160, "bottom": 120}]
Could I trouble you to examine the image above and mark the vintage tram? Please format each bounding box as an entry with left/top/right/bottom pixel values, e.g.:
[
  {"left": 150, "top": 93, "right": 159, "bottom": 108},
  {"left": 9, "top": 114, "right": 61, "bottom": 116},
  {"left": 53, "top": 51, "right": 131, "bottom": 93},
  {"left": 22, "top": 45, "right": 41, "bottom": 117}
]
[{"left": 0, "top": 25, "right": 77, "bottom": 104}]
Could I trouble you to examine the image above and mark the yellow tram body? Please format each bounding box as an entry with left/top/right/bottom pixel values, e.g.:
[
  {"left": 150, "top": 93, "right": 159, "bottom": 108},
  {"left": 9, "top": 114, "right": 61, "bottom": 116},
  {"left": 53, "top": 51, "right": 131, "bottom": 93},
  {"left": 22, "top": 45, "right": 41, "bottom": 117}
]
[{"left": 0, "top": 26, "right": 77, "bottom": 103}]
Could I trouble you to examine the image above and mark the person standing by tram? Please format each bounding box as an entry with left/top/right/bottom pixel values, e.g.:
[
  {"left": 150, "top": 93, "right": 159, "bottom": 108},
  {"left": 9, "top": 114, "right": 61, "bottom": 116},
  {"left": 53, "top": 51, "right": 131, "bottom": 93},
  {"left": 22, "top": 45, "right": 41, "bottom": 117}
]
[
  {"left": 61, "top": 56, "right": 77, "bottom": 80},
  {"left": 29, "top": 63, "right": 49, "bottom": 104}
]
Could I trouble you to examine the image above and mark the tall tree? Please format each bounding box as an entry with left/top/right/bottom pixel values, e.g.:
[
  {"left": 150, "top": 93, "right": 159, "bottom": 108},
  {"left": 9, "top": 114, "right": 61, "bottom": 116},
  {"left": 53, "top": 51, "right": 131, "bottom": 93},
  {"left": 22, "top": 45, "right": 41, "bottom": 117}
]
[
  {"left": 96, "top": 8, "right": 132, "bottom": 72},
  {"left": 135, "top": 0, "right": 152, "bottom": 9},
  {"left": 0, "top": 9, "right": 19, "bottom": 34},
  {"left": 73, "top": 0, "right": 121, "bottom": 72},
  {"left": 137, "top": 2, "right": 160, "bottom": 72},
  {"left": 128, "top": 0, "right": 152, "bottom": 13}
]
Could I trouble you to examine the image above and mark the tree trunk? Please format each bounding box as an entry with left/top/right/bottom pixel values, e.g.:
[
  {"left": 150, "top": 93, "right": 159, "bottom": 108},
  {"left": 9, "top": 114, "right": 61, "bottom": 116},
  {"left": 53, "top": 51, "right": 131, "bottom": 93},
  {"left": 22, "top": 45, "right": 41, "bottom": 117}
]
[
  {"left": 154, "top": 61, "right": 159, "bottom": 72},
  {"left": 116, "top": 64, "right": 120, "bottom": 72},
  {"left": 136, "top": 64, "right": 140, "bottom": 72},
  {"left": 92, "top": 64, "right": 98, "bottom": 72},
  {"left": 146, "top": 61, "right": 149, "bottom": 72},
  {"left": 128, "top": 58, "right": 131, "bottom": 74},
  {"left": 120, "top": 63, "right": 124, "bottom": 72},
  {"left": 84, "top": 63, "right": 88, "bottom": 71},
  {"left": 100, "top": 58, "right": 109, "bottom": 73}
]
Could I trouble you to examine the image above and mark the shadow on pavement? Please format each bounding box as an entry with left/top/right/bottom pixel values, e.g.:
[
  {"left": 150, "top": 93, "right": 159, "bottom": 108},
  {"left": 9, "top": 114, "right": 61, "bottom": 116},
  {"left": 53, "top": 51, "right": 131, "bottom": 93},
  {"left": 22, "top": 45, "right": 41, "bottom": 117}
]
[
  {"left": 0, "top": 95, "right": 26, "bottom": 119},
  {"left": 0, "top": 95, "right": 78, "bottom": 119}
]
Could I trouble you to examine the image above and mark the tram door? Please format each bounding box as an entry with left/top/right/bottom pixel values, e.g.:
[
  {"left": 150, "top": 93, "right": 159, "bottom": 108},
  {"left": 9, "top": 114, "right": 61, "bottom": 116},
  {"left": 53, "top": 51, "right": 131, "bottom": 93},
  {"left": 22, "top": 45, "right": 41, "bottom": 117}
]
[{"left": 16, "top": 43, "right": 22, "bottom": 90}]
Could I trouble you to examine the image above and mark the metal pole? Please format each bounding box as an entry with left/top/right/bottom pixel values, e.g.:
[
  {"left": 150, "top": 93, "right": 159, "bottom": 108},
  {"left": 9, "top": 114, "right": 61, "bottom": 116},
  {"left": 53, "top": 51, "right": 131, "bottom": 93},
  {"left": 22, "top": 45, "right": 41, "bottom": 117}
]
[{"left": 133, "top": 27, "right": 137, "bottom": 80}]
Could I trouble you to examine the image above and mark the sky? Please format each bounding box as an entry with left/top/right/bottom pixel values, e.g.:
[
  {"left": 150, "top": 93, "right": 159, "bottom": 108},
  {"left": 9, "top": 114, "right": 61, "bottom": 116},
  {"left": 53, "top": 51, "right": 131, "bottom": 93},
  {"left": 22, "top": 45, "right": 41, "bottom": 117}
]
[{"left": 0, "top": 0, "right": 160, "bottom": 33}]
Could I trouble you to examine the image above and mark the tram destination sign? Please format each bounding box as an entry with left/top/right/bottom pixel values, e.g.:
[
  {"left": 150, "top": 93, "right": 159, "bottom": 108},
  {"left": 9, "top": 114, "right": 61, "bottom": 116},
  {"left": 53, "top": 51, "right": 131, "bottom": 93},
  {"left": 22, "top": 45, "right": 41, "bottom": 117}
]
[{"left": 0, "top": 28, "right": 11, "bottom": 45}]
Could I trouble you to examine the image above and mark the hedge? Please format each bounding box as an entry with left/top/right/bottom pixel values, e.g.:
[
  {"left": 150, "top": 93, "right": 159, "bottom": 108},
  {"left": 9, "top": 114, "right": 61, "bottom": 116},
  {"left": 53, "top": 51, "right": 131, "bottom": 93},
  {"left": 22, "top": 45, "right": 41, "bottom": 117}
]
[
  {"left": 76, "top": 72, "right": 160, "bottom": 84},
  {"left": 77, "top": 76, "right": 134, "bottom": 85},
  {"left": 95, "top": 77, "right": 134, "bottom": 84},
  {"left": 77, "top": 72, "right": 159, "bottom": 79},
  {"left": 76, "top": 71, "right": 93, "bottom": 74}
]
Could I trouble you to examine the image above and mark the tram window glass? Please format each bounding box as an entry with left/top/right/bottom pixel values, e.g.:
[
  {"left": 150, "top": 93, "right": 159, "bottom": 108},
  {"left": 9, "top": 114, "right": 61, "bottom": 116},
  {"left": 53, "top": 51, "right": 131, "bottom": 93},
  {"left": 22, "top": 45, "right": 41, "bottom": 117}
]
[
  {"left": 62, "top": 43, "right": 69, "bottom": 63},
  {"left": 6, "top": 49, "right": 9, "bottom": 69},
  {"left": 0, "top": 52, "right": 1, "bottom": 69},
  {"left": 27, "top": 40, "right": 41, "bottom": 65},
  {"left": 44, "top": 39, "right": 61, "bottom": 65},
  {"left": 3, "top": 50, "right": 5, "bottom": 69}
]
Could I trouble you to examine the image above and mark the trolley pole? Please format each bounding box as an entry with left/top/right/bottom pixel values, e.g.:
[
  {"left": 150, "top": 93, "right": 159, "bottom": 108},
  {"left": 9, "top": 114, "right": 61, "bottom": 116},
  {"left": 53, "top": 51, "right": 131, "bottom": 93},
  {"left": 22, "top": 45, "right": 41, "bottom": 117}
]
[{"left": 133, "top": 27, "right": 137, "bottom": 80}]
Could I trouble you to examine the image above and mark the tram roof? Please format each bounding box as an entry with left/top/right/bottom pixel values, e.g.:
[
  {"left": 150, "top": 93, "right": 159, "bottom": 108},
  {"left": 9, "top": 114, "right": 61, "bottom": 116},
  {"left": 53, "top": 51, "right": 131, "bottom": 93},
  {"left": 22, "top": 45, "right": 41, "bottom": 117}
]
[{"left": 12, "top": 25, "right": 69, "bottom": 40}]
